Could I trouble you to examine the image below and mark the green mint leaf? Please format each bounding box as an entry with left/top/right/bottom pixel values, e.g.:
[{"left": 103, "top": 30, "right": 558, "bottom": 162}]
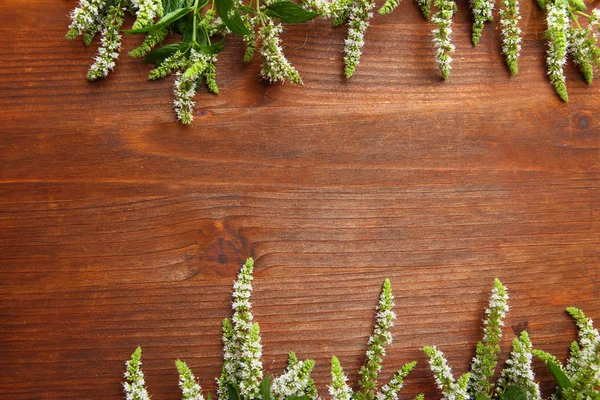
[
  {"left": 498, "top": 386, "right": 528, "bottom": 400},
  {"left": 124, "top": 6, "right": 194, "bottom": 33},
  {"left": 568, "top": 0, "right": 586, "bottom": 10},
  {"left": 200, "top": 38, "right": 226, "bottom": 55},
  {"left": 547, "top": 361, "right": 573, "bottom": 389},
  {"left": 288, "top": 396, "right": 311, "bottom": 400},
  {"left": 215, "top": 0, "right": 251, "bottom": 35},
  {"left": 264, "top": 1, "right": 319, "bottom": 23},
  {"left": 259, "top": 376, "right": 271, "bottom": 400},
  {"left": 227, "top": 384, "right": 241, "bottom": 400},
  {"left": 144, "top": 42, "right": 187, "bottom": 64},
  {"left": 162, "top": 0, "right": 182, "bottom": 13},
  {"left": 239, "top": 5, "right": 256, "bottom": 12}
]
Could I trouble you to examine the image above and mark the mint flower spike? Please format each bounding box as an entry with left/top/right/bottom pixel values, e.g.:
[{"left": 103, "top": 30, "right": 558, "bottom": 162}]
[
  {"left": 496, "top": 331, "right": 541, "bottom": 400},
  {"left": 431, "top": 0, "right": 457, "bottom": 79},
  {"left": 173, "top": 50, "right": 210, "bottom": 124},
  {"left": 330, "top": 356, "right": 353, "bottom": 400},
  {"left": 271, "top": 352, "right": 318, "bottom": 400},
  {"left": 332, "top": 0, "right": 355, "bottom": 26},
  {"left": 176, "top": 360, "right": 205, "bottom": 400},
  {"left": 218, "top": 318, "right": 236, "bottom": 400},
  {"left": 301, "top": 0, "right": 334, "bottom": 18},
  {"left": 569, "top": 9, "right": 600, "bottom": 84},
  {"left": 379, "top": 0, "right": 402, "bottom": 16},
  {"left": 358, "top": 278, "right": 396, "bottom": 400},
  {"left": 230, "top": 258, "right": 263, "bottom": 399},
  {"left": 87, "top": 2, "right": 125, "bottom": 81},
  {"left": 414, "top": 394, "right": 425, "bottom": 400},
  {"left": 259, "top": 21, "right": 303, "bottom": 85},
  {"left": 376, "top": 361, "right": 417, "bottom": 400},
  {"left": 471, "top": 0, "right": 494, "bottom": 46},
  {"left": 545, "top": 1, "right": 569, "bottom": 102},
  {"left": 568, "top": 8, "right": 600, "bottom": 85},
  {"left": 344, "top": 0, "right": 376, "bottom": 78},
  {"left": 531, "top": 348, "right": 564, "bottom": 369},
  {"left": 131, "top": 0, "right": 164, "bottom": 30},
  {"left": 564, "top": 307, "right": 600, "bottom": 393},
  {"left": 499, "top": 0, "right": 522, "bottom": 74},
  {"left": 423, "top": 346, "right": 470, "bottom": 400},
  {"left": 129, "top": 27, "right": 169, "bottom": 58},
  {"left": 123, "top": 347, "right": 150, "bottom": 400},
  {"left": 66, "top": 0, "right": 106, "bottom": 39},
  {"left": 415, "top": 0, "right": 432, "bottom": 19},
  {"left": 566, "top": 307, "right": 600, "bottom": 351},
  {"left": 468, "top": 278, "right": 509, "bottom": 398}
]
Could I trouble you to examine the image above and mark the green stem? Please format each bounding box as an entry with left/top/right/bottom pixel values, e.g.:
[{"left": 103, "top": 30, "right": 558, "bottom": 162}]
[{"left": 193, "top": 0, "right": 200, "bottom": 44}]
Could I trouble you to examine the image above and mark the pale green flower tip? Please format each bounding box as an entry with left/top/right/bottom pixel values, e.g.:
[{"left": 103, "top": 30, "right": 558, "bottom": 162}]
[
  {"left": 252, "top": 322, "right": 261, "bottom": 334},
  {"left": 132, "top": 346, "right": 142, "bottom": 360},
  {"left": 414, "top": 394, "right": 425, "bottom": 400},
  {"left": 244, "top": 257, "right": 254, "bottom": 269},
  {"left": 65, "top": 30, "right": 78, "bottom": 40},
  {"left": 566, "top": 306, "right": 583, "bottom": 319},
  {"left": 402, "top": 361, "right": 417, "bottom": 374},
  {"left": 493, "top": 277, "right": 507, "bottom": 293},
  {"left": 331, "top": 355, "right": 342, "bottom": 370},
  {"left": 518, "top": 330, "right": 531, "bottom": 345},
  {"left": 457, "top": 372, "right": 471, "bottom": 387},
  {"left": 288, "top": 351, "right": 299, "bottom": 366},
  {"left": 422, "top": 346, "right": 436, "bottom": 357},
  {"left": 175, "top": 359, "right": 187, "bottom": 372}
]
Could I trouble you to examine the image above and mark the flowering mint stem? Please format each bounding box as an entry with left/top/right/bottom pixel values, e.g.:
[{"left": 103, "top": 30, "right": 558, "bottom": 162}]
[
  {"left": 496, "top": 331, "right": 541, "bottom": 400},
  {"left": 545, "top": 1, "right": 570, "bottom": 102},
  {"left": 176, "top": 360, "right": 205, "bottom": 400},
  {"left": 330, "top": 356, "right": 353, "bottom": 400},
  {"left": 123, "top": 347, "right": 150, "bottom": 400},
  {"left": 358, "top": 278, "right": 396, "bottom": 400},
  {"left": 499, "top": 0, "right": 522, "bottom": 74},
  {"left": 468, "top": 278, "right": 509, "bottom": 398},
  {"left": 471, "top": 0, "right": 494, "bottom": 46},
  {"left": 431, "top": 0, "right": 457, "bottom": 79}
]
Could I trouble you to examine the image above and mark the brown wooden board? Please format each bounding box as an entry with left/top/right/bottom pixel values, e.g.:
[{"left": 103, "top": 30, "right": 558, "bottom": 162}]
[{"left": 0, "top": 0, "right": 599, "bottom": 399}]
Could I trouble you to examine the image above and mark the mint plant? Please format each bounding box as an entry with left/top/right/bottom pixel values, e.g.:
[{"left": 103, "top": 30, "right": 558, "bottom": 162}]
[
  {"left": 533, "top": 307, "right": 600, "bottom": 400},
  {"left": 122, "top": 259, "right": 417, "bottom": 400},
  {"left": 422, "top": 279, "right": 540, "bottom": 400},
  {"left": 120, "top": 264, "right": 600, "bottom": 400},
  {"left": 66, "top": 0, "right": 318, "bottom": 124}
]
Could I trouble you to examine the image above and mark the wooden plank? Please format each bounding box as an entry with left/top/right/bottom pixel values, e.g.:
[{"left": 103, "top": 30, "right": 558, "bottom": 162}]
[{"left": 0, "top": 0, "right": 598, "bottom": 399}]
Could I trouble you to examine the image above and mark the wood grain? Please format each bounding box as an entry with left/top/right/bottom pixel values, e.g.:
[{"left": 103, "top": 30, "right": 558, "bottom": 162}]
[{"left": 0, "top": 0, "right": 599, "bottom": 399}]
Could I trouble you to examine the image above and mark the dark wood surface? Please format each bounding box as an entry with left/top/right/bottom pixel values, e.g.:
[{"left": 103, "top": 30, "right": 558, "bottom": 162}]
[{"left": 1, "top": 0, "right": 599, "bottom": 398}]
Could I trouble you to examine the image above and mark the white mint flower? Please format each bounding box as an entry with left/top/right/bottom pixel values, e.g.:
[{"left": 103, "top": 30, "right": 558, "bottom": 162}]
[
  {"left": 176, "top": 360, "right": 205, "bottom": 400},
  {"left": 259, "top": 21, "right": 302, "bottom": 84},
  {"left": 87, "top": 3, "right": 124, "bottom": 81},
  {"left": 358, "top": 279, "right": 396, "bottom": 400},
  {"left": 545, "top": 2, "right": 569, "bottom": 102},
  {"left": 66, "top": 0, "right": 107, "bottom": 39},
  {"left": 431, "top": 0, "right": 456, "bottom": 79},
  {"left": 271, "top": 353, "right": 318, "bottom": 400},
  {"left": 131, "top": 0, "right": 164, "bottom": 29},
  {"left": 123, "top": 347, "right": 151, "bottom": 400},
  {"left": 496, "top": 331, "right": 541, "bottom": 400},
  {"left": 499, "top": 0, "right": 522, "bottom": 74},
  {"left": 330, "top": 356, "right": 353, "bottom": 400},
  {"left": 470, "top": 0, "right": 494, "bottom": 46},
  {"left": 173, "top": 49, "right": 210, "bottom": 124},
  {"left": 344, "top": 0, "right": 376, "bottom": 77},
  {"left": 469, "top": 278, "right": 509, "bottom": 397}
]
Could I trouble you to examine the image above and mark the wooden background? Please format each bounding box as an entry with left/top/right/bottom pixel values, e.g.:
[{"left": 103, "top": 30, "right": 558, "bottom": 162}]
[{"left": 1, "top": 0, "right": 599, "bottom": 398}]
